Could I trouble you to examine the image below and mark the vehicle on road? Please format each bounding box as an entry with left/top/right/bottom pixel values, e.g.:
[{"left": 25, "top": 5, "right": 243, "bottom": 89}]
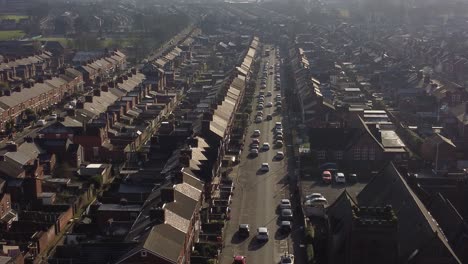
[
  {"left": 251, "top": 139, "right": 260, "bottom": 145},
  {"left": 304, "top": 197, "right": 328, "bottom": 207},
  {"left": 238, "top": 224, "right": 250, "bottom": 237},
  {"left": 279, "top": 199, "right": 291, "bottom": 209},
  {"left": 233, "top": 255, "right": 247, "bottom": 264},
  {"left": 335, "top": 172, "right": 346, "bottom": 183},
  {"left": 250, "top": 144, "right": 259, "bottom": 150},
  {"left": 275, "top": 151, "right": 284, "bottom": 160},
  {"left": 255, "top": 116, "right": 263, "bottom": 123},
  {"left": 322, "top": 170, "right": 332, "bottom": 184},
  {"left": 257, "top": 104, "right": 264, "bottom": 110},
  {"left": 36, "top": 119, "right": 47, "bottom": 127},
  {"left": 260, "top": 163, "right": 270, "bottom": 172},
  {"left": 266, "top": 102, "right": 273, "bottom": 107},
  {"left": 275, "top": 122, "right": 282, "bottom": 128},
  {"left": 261, "top": 83, "right": 267, "bottom": 89},
  {"left": 275, "top": 128, "right": 283, "bottom": 134},
  {"left": 262, "top": 142, "right": 270, "bottom": 150},
  {"left": 46, "top": 114, "right": 58, "bottom": 121},
  {"left": 275, "top": 134, "right": 283, "bottom": 141},
  {"left": 253, "top": 130, "right": 261, "bottom": 137},
  {"left": 275, "top": 140, "right": 284, "bottom": 147},
  {"left": 349, "top": 173, "right": 358, "bottom": 183},
  {"left": 256, "top": 227, "right": 269, "bottom": 242},
  {"left": 280, "top": 221, "right": 292, "bottom": 233},
  {"left": 266, "top": 114, "right": 272, "bottom": 120},
  {"left": 249, "top": 149, "right": 259, "bottom": 156},
  {"left": 275, "top": 101, "right": 282, "bottom": 107},
  {"left": 256, "top": 111, "right": 263, "bottom": 116},
  {"left": 281, "top": 209, "right": 293, "bottom": 221},
  {"left": 276, "top": 105, "right": 282, "bottom": 111},
  {"left": 280, "top": 254, "right": 294, "bottom": 264},
  {"left": 267, "top": 91, "right": 272, "bottom": 96},
  {"left": 305, "top": 193, "right": 324, "bottom": 201}
]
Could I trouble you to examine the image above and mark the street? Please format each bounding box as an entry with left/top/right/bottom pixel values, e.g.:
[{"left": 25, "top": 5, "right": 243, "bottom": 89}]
[{"left": 220, "top": 46, "right": 301, "bottom": 264}]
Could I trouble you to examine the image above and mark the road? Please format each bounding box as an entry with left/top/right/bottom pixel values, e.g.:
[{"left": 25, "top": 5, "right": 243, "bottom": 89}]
[{"left": 220, "top": 46, "right": 298, "bottom": 264}]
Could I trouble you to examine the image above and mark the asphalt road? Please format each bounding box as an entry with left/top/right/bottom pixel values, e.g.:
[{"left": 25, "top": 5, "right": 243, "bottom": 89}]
[{"left": 220, "top": 46, "right": 295, "bottom": 264}]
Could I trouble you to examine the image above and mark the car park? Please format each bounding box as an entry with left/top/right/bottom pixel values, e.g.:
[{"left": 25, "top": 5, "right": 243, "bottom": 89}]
[
  {"left": 260, "top": 163, "right": 270, "bottom": 172},
  {"left": 275, "top": 151, "right": 284, "bottom": 160},
  {"left": 335, "top": 172, "right": 346, "bottom": 183},
  {"left": 281, "top": 209, "right": 293, "bottom": 221},
  {"left": 262, "top": 142, "right": 270, "bottom": 150},
  {"left": 322, "top": 170, "right": 332, "bottom": 184},
  {"left": 238, "top": 224, "right": 250, "bottom": 237},
  {"left": 279, "top": 199, "right": 291, "bottom": 209},
  {"left": 257, "top": 227, "right": 269, "bottom": 242}
]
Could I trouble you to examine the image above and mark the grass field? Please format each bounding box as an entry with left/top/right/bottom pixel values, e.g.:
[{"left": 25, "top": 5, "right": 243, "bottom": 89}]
[
  {"left": 0, "top": 30, "right": 25, "bottom": 40},
  {"left": 39, "top": 37, "right": 69, "bottom": 46},
  {"left": 0, "top": 14, "right": 29, "bottom": 22}
]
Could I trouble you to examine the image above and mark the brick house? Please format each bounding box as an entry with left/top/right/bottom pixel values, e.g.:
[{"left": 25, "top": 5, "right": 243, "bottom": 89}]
[{"left": 420, "top": 133, "right": 458, "bottom": 171}]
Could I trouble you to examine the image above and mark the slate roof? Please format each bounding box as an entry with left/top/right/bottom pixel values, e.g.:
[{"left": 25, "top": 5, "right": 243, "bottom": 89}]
[
  {"left": 357, "top": 163, "right": 461, "bottom": 263},
  {"left": 309, "top": 128, "right": 362, "bottom": 150}
]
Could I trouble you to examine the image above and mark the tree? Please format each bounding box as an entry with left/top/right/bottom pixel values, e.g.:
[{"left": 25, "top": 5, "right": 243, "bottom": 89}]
[{"left": 5, "top": 120, "right": 15, "bottom": 134}]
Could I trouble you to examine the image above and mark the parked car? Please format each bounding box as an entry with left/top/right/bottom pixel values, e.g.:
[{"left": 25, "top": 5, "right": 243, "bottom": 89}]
[
  {"left": 304, "top": 197, "right": 328, "bottom": 207},
  {"left": 280, "top": 254, "right": 294, "bottom": 264},
  {"left": 335, "top": 172, "right": 346, "bottom": 183},
  {"left": 275, "top": 140, "right": 283, "bottom": 147},
  {"left": 238, "top": 224, "right": 250, "bottom": 237},
  {"left": 267, "top": 91, "right": 272, "bottom": 96},
  {"left": 281, "top": 209, "right": 293, "bottom": 221},
  {"left": 305, "top": 193, "right": 324, "bottom": 201},
  {"left": 280, "top": 221, "right": 292, "bottom": 233},
  {"left": 257, "top": 104, "right": 264, "bottom": 110},
  {"left": 255, "top": 116, "right": 263, "bottom": 123},
  {"left": 279, "top": 199, "right": 291, "bottom": 209},
  {"left": 260, "top": 163, "right": 270, "bottom": 172},
  {"left": 275, "top": 151, "right": 285, "bottom": 160},
  {"left": 275, "top": 134, "right": 283, "bottom": 141},
  {"left": 266, "top": 102, "right": 273, "bottom": 107},
  {"left": 36, "top": 119, "right": 46, "bottom": 127},
  {"left": 251, "top": 139, "right": 260, "bottom": 145},
  {"left": 348, "top": 173, "right": 358, "bottom": 183},
  {"left": 249, "top": 149, "right": 259, "bottom": 156},
  {"left": 322, "top": 170, "right": 332, "bottom": 184},
  {"left": 233, "top": 255, "right": 247, "bottom": 264},
  {"left": 266, "top": 114, "right": 273, "bottom": 120},
  {"left": 253, "top": 130, "right": 261, "bottom": 137},
  {"left": 275, "top": 122, "right": 282, "bottom": 129},
  {"left": 257, "top": 227, "right": 269, "bottom": 241},
  {"left": 262, "top": 142, "right": 270, "bottom": 150}
]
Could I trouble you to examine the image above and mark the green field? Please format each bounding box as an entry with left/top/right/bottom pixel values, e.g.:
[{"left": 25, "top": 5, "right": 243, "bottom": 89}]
[
  {"left": 39, "top": 37, "right": 69, "bottom": 46},
  {"left": 0, "top": 14, "right": 29, "bottom": 22},
  {"left": 0, "top": 30, "right": 25, "bottom": 40}
]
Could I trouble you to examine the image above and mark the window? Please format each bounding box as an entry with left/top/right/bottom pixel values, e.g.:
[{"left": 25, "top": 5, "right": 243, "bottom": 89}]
[
  {"left": 334, "top": 151, "right": 343, "bottom": 160},
  {"left": 353, "top": 148, "right": 361, "bottom": 160},
  {"left": 317, "top": 150, "right": 326, "bottom": 160},
  {"left": 369, "top": 148, "right": 376, "bottom": 160},
  {"left": 361, "top": 148, "right": 368, "bottom": 160},
  {"left": 140, "top": 251, "right": 147, "bottom": 257}
]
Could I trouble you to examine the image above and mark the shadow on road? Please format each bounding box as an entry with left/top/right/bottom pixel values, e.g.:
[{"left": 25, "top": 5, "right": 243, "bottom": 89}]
[
  {"left": 274, "top": 229, "right": 289, "bottom": 240},
  {"left": 231, "top": 232, "right": 248, "bottom": 245},
  {"left": 247, "top": 238, "right": 267, "bottom": 251}
]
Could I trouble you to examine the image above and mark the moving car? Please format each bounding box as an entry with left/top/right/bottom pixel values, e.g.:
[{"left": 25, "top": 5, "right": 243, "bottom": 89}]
[
  {"left": 238, "top": 224, "right": 250, "bottom": 237},
  {"left": 233, "top": 255, "right": 247, "bottom": 264},
  {"left": 275, "top": 151, "right": 285, "bottom": 160},
  {"left": 266, "top": 114, "right": 273, "bottom": 120},
  {"left": 253, "top": 130, "right": 261, "bottom": 137},
  {"left": 322, "top": 170, "right": 332, "bottom": 184},
  {"left": 279, "top": 199, "right": 291, "bottom": 209},
  {"left": 260, "top": 163, "right": 270, "bottom": 172},
  {"left": 335, "top": 172, "right": 346, "bottom": 183},
  {"left": 281, "top": 209, "right": 293, "bottom": 221},
  {"left": 257, "top": 227, "right": 269, "bottom": 242},
  {"left": 280, "top": 254, "right": 294, "bottom": 264},
  {"left": 266, "top": 102, "right": 273, "bottom": 107}
]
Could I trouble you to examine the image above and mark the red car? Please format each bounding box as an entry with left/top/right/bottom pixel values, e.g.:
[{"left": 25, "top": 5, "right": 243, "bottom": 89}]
[
  {"left": 322, "top": 170, "right": 332, "bottom": 184},
  {"left": 233, "top": 255, "right": 247, "bottom": 264}
]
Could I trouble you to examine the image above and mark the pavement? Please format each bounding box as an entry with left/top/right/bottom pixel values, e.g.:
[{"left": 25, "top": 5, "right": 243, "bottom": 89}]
[{"left": 219, "top": 46, "right": 306, "bottom": 264}]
